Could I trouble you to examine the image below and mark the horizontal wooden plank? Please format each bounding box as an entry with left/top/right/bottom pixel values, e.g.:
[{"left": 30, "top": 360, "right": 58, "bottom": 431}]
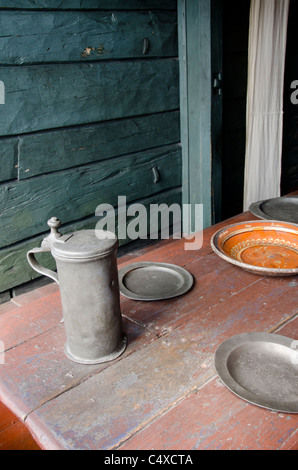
[
  {"left": 0, "top": 187, "right": 181, "bottom": 292},
  {"left": 0, "top": 144, "right": 181, "bottom": 248},
  {"left": 0, "top": 0, "right": 177, "bottom": 10},
  {"left": 18, "top": 111, "right": 180, "bottom": 179},
  {"left": 0, "top": 137, "right": 18, "bottom": 182},
  {"left": 0, "top": 11, "right": 177, "bottom": 65},
  {"left": 0, "top": 59, "right": 179, "bottom": 136},
  {"left": 0, "top": 246, "right": 55, "bottom": 294}
]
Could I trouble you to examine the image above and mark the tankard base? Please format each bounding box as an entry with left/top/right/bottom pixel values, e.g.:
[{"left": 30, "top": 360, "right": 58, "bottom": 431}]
[{"left": 64, "top": 335, "right": 127, "bottom": 365}]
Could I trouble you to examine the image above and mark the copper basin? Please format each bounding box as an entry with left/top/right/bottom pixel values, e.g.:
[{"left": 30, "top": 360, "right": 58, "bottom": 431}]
[{"left": 211, "top": 220, "right": 298, "bottom": 276}]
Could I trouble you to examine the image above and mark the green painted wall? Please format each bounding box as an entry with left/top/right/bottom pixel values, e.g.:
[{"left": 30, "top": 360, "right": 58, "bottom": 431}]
[{"left": 0, "top": 0, "right": 181, "bottom": 296}]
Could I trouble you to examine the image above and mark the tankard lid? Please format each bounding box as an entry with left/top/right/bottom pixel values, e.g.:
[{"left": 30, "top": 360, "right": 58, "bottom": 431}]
[{"left": 51, "top": 229, "right": 118, "bottom": 260}]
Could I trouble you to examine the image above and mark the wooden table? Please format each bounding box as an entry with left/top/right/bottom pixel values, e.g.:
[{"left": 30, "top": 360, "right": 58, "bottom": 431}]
[{"left": 0, "top": 205, "right": 298, "bottom": 450}]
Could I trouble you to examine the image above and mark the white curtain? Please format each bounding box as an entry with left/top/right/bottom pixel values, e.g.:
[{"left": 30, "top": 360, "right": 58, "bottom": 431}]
[{"left": 243, "top": 0, "right": 290, "bottom": 210}]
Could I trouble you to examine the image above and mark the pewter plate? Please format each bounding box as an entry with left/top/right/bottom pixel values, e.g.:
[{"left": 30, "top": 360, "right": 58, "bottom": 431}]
[
  {"left": 118, "top": 262, "right": 194, "bottom": 301},
  {"left": 215, "top": 332, "right": 298, "bottom": 413},
  {"left": 249, "top": 196, "right": 298, "bottom": 224}
]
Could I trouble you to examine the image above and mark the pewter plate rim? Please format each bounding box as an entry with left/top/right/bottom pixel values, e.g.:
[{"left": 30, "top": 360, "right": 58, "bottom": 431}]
[
  {"left": 118, "top": 261, "right": 194, "bottom": 301},
  {"left": 249, "top": 196, "right": 298, "bottom": 223},
  {"left": 215, "top": 332, "right": 298, "bottom": 413}
]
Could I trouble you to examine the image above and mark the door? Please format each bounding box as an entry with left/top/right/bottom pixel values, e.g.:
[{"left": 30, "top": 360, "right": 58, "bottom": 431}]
[
  {"left": 178, "top": 0, "right": 250, "bottom": 227},
  {"left": 178, "top": 0, "right": 223, "bottom": 230}
]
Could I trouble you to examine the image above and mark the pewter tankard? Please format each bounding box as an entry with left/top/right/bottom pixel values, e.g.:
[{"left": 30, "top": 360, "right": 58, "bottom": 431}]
[{"left": 27, "top": 217, "right": 127, "bottom": 364}]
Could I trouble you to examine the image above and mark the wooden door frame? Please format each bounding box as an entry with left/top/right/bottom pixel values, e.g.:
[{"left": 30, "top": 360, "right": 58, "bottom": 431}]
[{"left": 178, "top": 0, "right": 222, "bottom": 231}]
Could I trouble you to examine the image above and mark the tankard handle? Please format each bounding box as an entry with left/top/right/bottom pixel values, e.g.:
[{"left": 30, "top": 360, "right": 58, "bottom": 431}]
[
  {"left": 27, "top": 217, "right": 62, "bottom": 285},
  {"left": 27, "top": 247, "right": 59, "bottom": 285}
]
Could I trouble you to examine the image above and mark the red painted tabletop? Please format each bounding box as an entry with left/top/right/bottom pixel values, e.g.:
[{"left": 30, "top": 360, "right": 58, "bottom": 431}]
[{"left": 0, "top": 198, "right": 297, "bottom": 450}]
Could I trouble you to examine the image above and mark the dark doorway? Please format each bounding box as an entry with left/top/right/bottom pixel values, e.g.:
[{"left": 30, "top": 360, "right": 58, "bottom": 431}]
[{"left": 221, "top": 0, "right": 250, "bottom": 220}]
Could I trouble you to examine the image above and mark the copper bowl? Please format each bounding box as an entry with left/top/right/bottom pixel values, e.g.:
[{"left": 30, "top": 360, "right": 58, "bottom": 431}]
[{"left": 211, "top": 220, "right": 298, "bottom": 276}]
